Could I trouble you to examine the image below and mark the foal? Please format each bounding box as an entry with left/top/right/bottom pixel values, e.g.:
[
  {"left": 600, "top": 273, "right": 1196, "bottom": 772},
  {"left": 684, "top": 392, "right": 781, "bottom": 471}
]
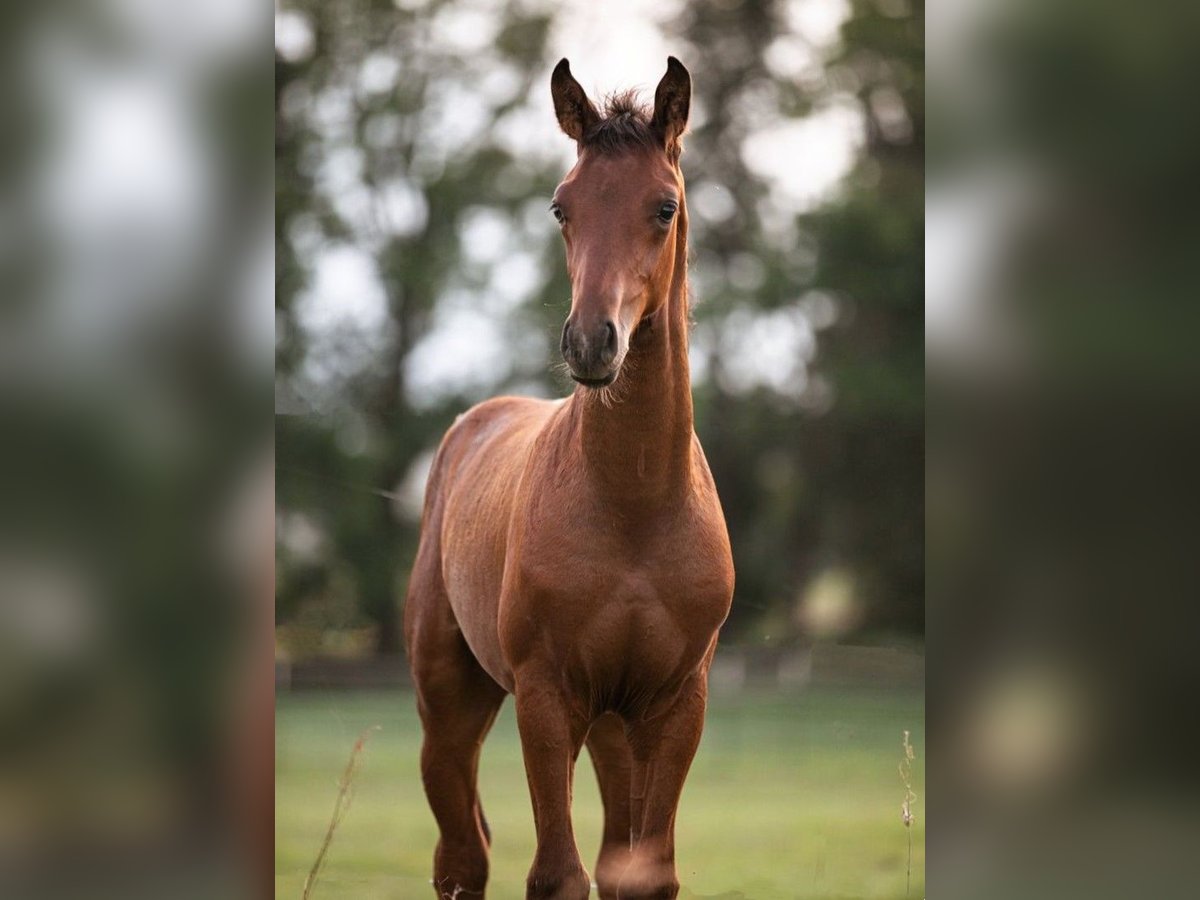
[{"left": 404, "top": 57, "right": 734, "bottom": 900}]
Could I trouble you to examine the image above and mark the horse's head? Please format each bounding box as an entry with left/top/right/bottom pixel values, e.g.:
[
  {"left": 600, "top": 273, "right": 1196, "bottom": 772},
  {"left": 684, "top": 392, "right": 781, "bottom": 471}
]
[{"left": 550, "top": 57, "right": 691, "bottom": 388}]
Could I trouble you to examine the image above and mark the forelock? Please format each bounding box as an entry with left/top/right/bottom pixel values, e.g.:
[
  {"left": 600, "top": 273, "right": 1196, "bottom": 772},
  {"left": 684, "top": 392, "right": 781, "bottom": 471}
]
[{"left": 581, "top": 90, "right": 658, "bottom": 154}]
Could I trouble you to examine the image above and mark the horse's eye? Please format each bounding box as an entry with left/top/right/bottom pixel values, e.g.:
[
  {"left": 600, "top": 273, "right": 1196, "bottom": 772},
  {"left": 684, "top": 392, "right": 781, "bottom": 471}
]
[
  {"left": 657, "top": 201, "right": 678, "bottom": 223},
  {"left": 550, "top": 203, "right": 566, "bottom": 225}
]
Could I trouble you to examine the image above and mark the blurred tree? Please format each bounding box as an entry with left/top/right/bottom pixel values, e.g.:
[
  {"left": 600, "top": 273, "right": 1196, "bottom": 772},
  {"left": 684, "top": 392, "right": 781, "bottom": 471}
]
[{"left": 802, "top": 0, "right": 924, "bottom": 636}]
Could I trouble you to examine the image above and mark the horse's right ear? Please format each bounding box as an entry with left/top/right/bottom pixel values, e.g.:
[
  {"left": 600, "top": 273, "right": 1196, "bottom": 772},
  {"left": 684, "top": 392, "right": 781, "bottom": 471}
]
[{"left": 551, "top": 59, "right": 599, "bottom": 143}]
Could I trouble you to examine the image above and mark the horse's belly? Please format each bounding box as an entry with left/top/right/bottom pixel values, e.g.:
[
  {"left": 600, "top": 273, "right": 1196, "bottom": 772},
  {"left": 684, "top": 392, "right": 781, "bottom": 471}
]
[
  {"left": 441, "top": 481, "right": 519, "bottom": 691},
  {"left": 443, "top": 554, "right": 514, "bottom": 691},
  {"left": 435, "top": 397, "right": 560, "bottom": 694}
]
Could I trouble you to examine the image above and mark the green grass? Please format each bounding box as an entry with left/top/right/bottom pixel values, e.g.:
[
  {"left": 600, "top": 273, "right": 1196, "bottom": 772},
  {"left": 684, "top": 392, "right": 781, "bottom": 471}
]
[{"left": 276, "top": 685, "right": 924, "bottom": 899}]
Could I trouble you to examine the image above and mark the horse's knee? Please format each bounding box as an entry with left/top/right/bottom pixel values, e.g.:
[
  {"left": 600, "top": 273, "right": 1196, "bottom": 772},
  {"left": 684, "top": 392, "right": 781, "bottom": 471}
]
[
  {"left": 595, "top": 841, "right": 632, "bottom": 899},
  {"left": 617, "top": 852, "right": 679, "bottom": 900},
  {"left": 433, "top": 837, "right": 489, "bottom": 898}
]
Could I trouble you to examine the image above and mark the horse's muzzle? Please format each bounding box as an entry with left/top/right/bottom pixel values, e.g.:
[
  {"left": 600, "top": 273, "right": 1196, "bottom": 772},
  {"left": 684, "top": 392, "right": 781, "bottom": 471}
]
[{"left": 561, "top": 317, "right": 620, "bottom": 387}]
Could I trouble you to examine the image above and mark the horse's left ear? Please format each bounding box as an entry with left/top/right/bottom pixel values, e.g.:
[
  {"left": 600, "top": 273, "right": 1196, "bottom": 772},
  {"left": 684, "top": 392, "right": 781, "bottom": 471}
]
[{"left": 651, "top": 56, "right": 691, "bottom": 155}]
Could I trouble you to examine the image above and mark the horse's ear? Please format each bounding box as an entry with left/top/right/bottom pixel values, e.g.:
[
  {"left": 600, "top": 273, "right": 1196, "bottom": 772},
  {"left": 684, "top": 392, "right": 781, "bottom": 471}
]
[
  {"left": 551, "top": 59, "right": 599, "bottom": 143},
  {"left": 651, "top": 56, "right": 691, "bottom": 155}
]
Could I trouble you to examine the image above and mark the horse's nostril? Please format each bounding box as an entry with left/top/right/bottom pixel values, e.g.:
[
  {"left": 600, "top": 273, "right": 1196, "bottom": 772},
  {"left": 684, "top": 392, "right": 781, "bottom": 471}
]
[
  {"left": 560, "top": 321, "right": 572, "bottom": 357},
  {"left": 603, "top": 321, "right": 617, "bottom": 353}
]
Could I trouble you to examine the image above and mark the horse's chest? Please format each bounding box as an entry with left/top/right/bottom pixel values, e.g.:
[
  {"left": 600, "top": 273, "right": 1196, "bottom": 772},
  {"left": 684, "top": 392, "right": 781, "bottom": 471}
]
[
  {"left": 520, "top": 513, "right": 725, "bottom": 609},
  {"left": 501, "top": 518, "right": 731, "bottom": 687}
]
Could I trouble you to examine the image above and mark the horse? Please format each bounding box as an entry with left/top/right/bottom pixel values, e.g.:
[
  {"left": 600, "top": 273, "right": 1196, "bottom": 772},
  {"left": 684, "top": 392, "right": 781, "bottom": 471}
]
[{"left": 403, "top": 57, "right": 734, "bottom": 900}]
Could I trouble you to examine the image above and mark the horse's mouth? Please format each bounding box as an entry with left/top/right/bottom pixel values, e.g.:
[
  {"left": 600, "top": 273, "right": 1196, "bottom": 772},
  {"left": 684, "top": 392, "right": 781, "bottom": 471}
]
[{"left": 570, "top": 371, "right": 617, "bottom": 388}]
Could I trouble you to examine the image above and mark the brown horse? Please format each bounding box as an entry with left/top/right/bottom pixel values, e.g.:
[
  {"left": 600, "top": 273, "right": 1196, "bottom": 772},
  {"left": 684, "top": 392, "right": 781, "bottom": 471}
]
[{"left": 404, "top": 57, "right": 734, "bottom": 900}]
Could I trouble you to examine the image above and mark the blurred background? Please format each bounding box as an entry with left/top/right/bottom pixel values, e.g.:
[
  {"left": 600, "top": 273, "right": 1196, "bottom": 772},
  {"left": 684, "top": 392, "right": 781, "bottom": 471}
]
[
  {"left": 927, "top": 1, "right": 1200, "bottom": 898},
  {"left": 275, "top": 0, "right": 923, "bottom": 898},
  {"left": 2, "top": 1, "right": 270, "bottom": 897}
]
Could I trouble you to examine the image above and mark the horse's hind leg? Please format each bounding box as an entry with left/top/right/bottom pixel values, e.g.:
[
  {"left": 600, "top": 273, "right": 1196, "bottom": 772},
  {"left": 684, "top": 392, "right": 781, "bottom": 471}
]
[
  {"left": 586, "top": 712, "right": 634, "bottom": 899},
  {"left": 407, "top": 575, "right": 506, "bottom": 898}
]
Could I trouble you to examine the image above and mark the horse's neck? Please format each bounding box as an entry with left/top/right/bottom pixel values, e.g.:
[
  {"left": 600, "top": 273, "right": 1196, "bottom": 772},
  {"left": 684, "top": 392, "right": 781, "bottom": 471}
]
[{"left": 574, "top": 227, "right": 693, "bottom": 510}]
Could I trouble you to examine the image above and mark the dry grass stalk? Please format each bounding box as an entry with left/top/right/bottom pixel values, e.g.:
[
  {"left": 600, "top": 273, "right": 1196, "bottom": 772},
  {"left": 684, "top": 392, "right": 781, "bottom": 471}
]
[
  {"left": 898, "top": 729, "right": 917, "bottom": 897},
  {"left": 302, "top": 726, "right": 380, "bottom": 900}
]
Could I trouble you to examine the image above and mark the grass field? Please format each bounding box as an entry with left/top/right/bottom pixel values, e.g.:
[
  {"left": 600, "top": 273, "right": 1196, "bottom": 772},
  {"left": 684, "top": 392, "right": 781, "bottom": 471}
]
[{"left": 276, "top": 683, "right": 924, "bottom": 899}]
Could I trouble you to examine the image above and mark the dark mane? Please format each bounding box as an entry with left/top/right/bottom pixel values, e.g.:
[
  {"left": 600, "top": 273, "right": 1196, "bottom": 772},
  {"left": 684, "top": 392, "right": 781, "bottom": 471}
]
[{"left": 583, "top": 90, "right": 658, "bottom": 154}]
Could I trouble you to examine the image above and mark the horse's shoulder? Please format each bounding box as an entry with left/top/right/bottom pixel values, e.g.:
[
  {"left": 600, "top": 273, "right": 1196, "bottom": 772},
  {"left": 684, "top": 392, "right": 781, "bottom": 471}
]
[{"left": 433, "top": 396, "right": 563, "bottom": 498}]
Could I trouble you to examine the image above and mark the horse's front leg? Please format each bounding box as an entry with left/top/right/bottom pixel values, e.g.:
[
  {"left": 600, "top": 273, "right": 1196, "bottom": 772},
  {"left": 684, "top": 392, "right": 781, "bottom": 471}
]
[
  {"left": 514, "top": 671, "right": 592, "bottom": 900},
  {"left": 621, "top": 671, "right": 709, "bottom": 900},
  {"left": 586, "top": 712, "right": 635, "bottom": 898}
]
